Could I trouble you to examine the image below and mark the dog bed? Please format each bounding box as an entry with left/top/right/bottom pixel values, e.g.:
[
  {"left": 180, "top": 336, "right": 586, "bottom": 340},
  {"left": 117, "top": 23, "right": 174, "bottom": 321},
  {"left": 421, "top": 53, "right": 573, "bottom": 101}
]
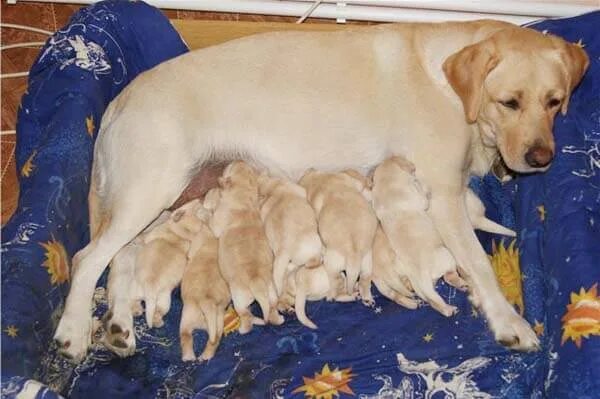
[{"left": 1, "top": 2, "right": 599, "bottom": 397}]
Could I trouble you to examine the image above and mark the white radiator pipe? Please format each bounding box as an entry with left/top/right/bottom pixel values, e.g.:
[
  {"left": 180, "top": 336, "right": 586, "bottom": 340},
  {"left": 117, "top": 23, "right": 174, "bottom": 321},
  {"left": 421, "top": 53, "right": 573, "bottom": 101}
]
[
  {"left": 293, "top": 0, "right": 599, "bottom": 18},
  {"left": 7, "top": 0, "right": 597, "bottom": 24}
]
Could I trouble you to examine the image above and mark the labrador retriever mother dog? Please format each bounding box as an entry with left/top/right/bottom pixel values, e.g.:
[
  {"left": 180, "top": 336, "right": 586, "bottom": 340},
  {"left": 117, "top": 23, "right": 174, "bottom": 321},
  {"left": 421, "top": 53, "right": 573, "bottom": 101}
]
[{"left": 54, "top": 19, "right": 588, "bottom": 362}]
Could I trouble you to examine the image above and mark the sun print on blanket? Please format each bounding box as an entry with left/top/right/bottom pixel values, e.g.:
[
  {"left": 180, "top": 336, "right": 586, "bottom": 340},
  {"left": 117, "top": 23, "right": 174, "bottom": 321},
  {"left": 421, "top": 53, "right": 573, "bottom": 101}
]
[
  {"left": 292, "top": 363, "right": 356, "bottom": 399},
  {"left": 489, "top": 239, "right": 524, "bottom": 315},
  {"left": 39, "top": 237, "right": 70, "bottom": 285},
  {"left": 561, "top": 283, "right": 600, "bottom": 348}
]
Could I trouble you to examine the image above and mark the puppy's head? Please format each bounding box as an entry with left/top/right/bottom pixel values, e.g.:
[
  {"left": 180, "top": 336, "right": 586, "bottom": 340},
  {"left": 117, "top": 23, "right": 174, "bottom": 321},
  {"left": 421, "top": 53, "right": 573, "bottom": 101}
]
[
  {"left": 341, "top": 169, "right": 372, "bottom": 191},
  {"left": 443, "top": 27, "right": 588, "bottom": 173},
  {"left": 257, "top": 172, "right": 278, "bottom": 197},
  {"left": 219, "top": 161, "right": 258, "bottom": 190}
]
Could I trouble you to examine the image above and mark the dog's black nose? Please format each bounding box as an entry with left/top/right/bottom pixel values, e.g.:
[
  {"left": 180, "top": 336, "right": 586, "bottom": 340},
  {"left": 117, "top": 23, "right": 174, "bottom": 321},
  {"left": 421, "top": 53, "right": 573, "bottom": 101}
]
[{"left": 525, "top": 145, "right": 553, "bottom": 168}]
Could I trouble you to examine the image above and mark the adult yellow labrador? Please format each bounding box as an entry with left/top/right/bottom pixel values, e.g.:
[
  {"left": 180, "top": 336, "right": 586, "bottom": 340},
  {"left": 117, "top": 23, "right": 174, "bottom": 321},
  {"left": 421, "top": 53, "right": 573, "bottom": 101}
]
[{"left": 54, "top": 19, "right": 588, "bottom": 362}]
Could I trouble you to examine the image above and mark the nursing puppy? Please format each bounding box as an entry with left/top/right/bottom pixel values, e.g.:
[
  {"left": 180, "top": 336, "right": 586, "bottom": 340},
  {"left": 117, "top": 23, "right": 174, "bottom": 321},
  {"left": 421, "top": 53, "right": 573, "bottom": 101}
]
[
  {"left": 133, "top": 199, "right": 205, "bottom": 328},
  {"left": 299, "top": 169, "right": 377, "bottom": 304},
  {"left": 180, "top": 205, "right": 230, "bottom": 362},
  {"left": 206, "top": 162, "right": 283, "bottom": 333},
  {"left": 279, "top": 263, "right": 357, "bottom": 329},
  {"left": 258, "top": 173, "right": 322, "bottom": 296},
  {"left": 372, "top": 156, "right": 516, "bottom": 314},
  {"left": 102, "top": 211, "right": 171, "bottom": 356}
]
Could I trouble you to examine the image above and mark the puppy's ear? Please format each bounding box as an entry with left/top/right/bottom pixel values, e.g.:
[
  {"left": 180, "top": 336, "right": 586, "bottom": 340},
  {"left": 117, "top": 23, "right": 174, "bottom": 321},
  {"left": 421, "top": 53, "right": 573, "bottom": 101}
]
[
  {"left": 218, "top": 176, "right": 232, "bottom": 189},
  {"left": 557, "top": 40, "right": 589, "bottom": 115},
  {"left": 390, "top": 156, "right": 416, "bottom": 174},
  {"left": 443, "top": 40, "right": 499, "bottom": 123},
  {"left": 172, "top": 210, "right": 185, "bottom": 222},
  {"left": 342, "top": 169, "right": 371, "bottom": 190}
]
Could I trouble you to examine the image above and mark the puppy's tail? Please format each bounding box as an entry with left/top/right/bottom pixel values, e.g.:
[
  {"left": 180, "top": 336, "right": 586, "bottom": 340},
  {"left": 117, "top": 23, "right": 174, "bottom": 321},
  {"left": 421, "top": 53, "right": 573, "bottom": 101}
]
[
  {"left": 249, "top": 278, "right": 271, "bottom": 324},
  {"left": 474, "top": 217, "right": 516, "bottom": 237},
  {"left": 200, "top": 301, "right": 219, "bottom": 344},
  {"left": 294, "top": 290, "right": 317, "bottom": 329}
]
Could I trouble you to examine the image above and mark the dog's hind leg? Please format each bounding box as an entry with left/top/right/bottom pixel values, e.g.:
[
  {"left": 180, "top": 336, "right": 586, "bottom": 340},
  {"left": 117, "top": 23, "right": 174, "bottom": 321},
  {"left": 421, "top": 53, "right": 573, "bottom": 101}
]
[
  {"left": 180, "top": 303, "right": 202, "bottom": 362},
  {"left": 323, "top": 248, "right": 345, "bottom": 301},
  {"left": 103, "top": 242, "right": 138, "bottom": 357},
  {"left": 359, "top": 251, "right": 374, "bottom": 306},
  {"left": 54, "top": 177, "right": 186, "bottom": 362},
  {"left": 272, "top": 253, "right": 291, "bottom": 296}
]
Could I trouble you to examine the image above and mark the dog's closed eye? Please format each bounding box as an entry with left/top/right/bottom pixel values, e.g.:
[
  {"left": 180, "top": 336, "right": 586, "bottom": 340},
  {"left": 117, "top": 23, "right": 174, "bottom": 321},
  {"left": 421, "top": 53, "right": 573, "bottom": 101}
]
[
  {"left": 547, "top": 98, "right": 562, "bottom": 108},
  {"left": 499, "top": 98, "right": 519, "bottom": 110}
]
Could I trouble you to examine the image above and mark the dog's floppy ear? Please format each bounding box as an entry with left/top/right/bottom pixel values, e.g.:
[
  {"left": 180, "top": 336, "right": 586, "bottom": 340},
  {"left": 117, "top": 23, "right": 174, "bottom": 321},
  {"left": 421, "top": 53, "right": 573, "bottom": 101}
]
[
  {"left": 557, "top": 40, "right": 589, "bottom": 115},
  {"left": 443, "top": 40, "right": 499, "bottom": 123}
]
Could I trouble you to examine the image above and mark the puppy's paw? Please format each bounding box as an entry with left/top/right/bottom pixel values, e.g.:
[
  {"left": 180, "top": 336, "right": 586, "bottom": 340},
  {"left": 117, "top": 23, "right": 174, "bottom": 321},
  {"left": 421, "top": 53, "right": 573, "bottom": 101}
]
[
  {"left": 181, "top": 352, "right": 197, "bottom": 362},
  {"left": 53, "top": 312, "right": 92, "bottom": 364},
  {"left": 491, "top": 311, "right": 540, "bottom": 352},
  {"left": 131, "top": 301, "right": 144, "bottom": 317},
  {"left": 443, "top": 271, "right": 468, "bottom": 291},
  {"left": 102, "top": 313, "right": 136, "bottom": 357},
  {"left": 152, "top": 313, "right": 165, "bottom": 328},
  {"left": 361, "top": 298, "right": 376, "bottom": 308},
  {"left": 269, "top": 311, "right": 285, "bottom": 326}
]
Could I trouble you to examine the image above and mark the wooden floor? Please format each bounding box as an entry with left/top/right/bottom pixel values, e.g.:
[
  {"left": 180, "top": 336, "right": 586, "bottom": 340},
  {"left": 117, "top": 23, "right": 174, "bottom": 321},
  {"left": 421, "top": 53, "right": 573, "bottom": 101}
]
[{"left": 1, "top": 2, "right": 367, "bottom": 226}]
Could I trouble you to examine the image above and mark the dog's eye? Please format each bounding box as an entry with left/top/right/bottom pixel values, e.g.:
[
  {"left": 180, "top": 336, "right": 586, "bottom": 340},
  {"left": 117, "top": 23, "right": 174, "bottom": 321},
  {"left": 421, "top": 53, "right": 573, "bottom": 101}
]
[
  {"left": 547, "top": 98, "right": 561, "bottom": 108},
  {"left": 499, "top": 99, "right": 519, "bottom": 110}
]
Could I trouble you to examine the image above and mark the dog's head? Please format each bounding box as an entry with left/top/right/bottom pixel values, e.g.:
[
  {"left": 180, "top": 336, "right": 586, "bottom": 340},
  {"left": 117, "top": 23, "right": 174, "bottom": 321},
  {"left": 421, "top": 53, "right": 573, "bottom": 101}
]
[{"left": 443, "top": 27, "right": 588, "bottom": 173}]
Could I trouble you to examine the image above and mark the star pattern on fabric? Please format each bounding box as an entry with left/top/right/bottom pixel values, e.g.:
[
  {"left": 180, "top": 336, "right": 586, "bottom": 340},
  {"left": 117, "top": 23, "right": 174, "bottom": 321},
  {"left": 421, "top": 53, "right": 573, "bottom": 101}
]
[
  {"left": 533, "top": 320, "right": 545, "bottom": 337},
  {"left": 537, "top": 205, "right": 546, "bottom": 222},
  {"left": 86, "top": 115, "right": 95, "bottom": 137},
  {"left": 423, "top": 333, "right": 434, "bottom": 343},
  {"left": 5, "top": 325, "right": 19, "bottom": 338}
]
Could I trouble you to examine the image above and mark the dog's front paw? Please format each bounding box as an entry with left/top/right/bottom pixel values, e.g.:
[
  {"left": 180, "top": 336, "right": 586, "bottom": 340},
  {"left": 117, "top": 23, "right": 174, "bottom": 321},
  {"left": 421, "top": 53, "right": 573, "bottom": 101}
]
[
  {"left": 53, "top": 312, "right": 92, "bottom": 363},
  {"left": 490, "top": 309, "right": 540, "bottom": 352},
  {"left": 102, "top": 311, "right": 136, "bottom": 357}
]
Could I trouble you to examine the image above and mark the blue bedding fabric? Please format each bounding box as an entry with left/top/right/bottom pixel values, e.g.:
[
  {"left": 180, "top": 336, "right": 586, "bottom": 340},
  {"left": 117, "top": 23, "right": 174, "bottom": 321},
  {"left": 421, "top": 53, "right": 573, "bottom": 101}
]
[{"left": 1, "top": 2, "right": 599, "bottom": 397}]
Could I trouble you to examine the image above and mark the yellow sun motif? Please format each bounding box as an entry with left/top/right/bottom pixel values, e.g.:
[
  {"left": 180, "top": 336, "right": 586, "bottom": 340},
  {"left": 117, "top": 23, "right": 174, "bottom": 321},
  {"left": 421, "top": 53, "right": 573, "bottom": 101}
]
[
  {"left": 86, "top": 115, "right": 95, "bottom": 137},
  {"left": 561, "top": 284, "right": 600, "bottom": 348},
  {"left": 533, "top": 320, "right": 545, "bottom": 337},
  {"left": 39, "top": 237, "right": 70, "bottom": 285},
  {"left": 21, "top": 150, "right": 37, "bottom": 177},
  {"left": 4, "top": 325, "right": 19, "bottom": 338},
  {"left": 536, "top": 205, "right": 546, "bottom": 222},
  {"left": 489, "top": 239, "right": 524, "bottom": 316},
  {"left": 423, "top": 332, "right": 434, "bottom": 343},
  {"left": 292, "top": 364, "right": 356, "bottom": 399},
  {"left": 223, "top": 305, "right": 240, "bottom": 336}
]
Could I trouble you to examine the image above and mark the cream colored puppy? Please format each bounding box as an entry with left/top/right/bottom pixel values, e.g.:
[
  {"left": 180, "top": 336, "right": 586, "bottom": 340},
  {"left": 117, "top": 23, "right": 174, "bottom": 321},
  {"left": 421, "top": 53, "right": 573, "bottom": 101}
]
[
  {"left": 299, "top": 169, "right": 377, "bottom": 304},
  {"left": 206, "top": 161, "right": 283, "bottom": 333},
  {"left": 258, "top": 173, "right": 322, "bottom": 296},
  {"left": 133, "top": 199, "right": 205, "bottom": 328},
  {"left": 179, "top": 205, "right": 230, "bottom": 362},
  {"left": 279, "top": 263, "right": 357, "bottom": 329},
  {"left": 372, "top": 156, "right": 516, "bottom": 314}
]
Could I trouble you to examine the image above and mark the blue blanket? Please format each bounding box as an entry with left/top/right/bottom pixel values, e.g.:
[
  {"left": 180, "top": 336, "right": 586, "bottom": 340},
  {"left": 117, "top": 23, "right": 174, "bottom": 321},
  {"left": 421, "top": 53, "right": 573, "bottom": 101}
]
[{"left": 2, "top": 2, "right": 599, "bottom": 397}]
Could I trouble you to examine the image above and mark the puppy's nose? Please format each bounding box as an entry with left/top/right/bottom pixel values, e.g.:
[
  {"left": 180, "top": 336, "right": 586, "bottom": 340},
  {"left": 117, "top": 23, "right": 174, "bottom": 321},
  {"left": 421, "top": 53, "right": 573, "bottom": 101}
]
[{"left": 525, "top": 145, "right": 553, "bottom": 168}]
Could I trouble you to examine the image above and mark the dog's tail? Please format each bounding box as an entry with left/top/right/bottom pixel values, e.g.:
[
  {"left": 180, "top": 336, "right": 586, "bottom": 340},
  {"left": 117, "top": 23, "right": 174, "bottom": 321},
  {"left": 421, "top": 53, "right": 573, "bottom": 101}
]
[
  {"left": 200, "top": 301, "right": 219, "bottom": 344},
  {"left": 249, "top": 277, "right": 271, "bottom": 324},
  {"left": 294, "top": 289, "right": 317, "bottom": 329},
  {"left": 474, "top": 217, "right": 516, "bottom": 237}
]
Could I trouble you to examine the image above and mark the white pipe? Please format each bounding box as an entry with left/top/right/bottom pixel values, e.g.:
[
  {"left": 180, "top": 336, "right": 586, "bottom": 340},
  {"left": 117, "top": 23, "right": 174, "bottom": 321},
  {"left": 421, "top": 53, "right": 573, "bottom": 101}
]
[
  {"left": 0, "top": 23, "right": 53, "bottom": 35},
  {"left": 1, "top": 42, "right": 45, "bottom": 51},
  {"left": 293, "top": 0, "right": 599, "bottom": 18},
  {"left": 17, "top": 0, "right": 541, "bottom": 24}
]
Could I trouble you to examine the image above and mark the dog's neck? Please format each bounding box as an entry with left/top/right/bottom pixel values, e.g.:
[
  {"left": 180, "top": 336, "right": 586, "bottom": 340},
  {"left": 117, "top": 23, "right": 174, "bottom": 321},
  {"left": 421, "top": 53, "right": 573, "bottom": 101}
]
[{"left": 468, "top": 126, "right": 501, "bottom": 177}]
